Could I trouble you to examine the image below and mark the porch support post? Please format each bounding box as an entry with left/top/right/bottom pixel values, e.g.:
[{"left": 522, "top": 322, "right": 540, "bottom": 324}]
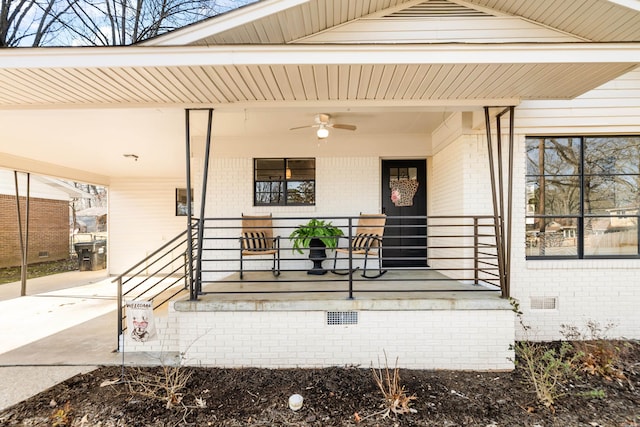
[
  {"left": 13, "top": 171, "right": 30, "bottom": 297},
  {"left": 195, "top": 109, "right": 214, "bottom": 297},
  {"left": 484, "top": 106, "right": 515, "bottom": 298},
  {"left": 184, "top": 110, "right": 196, "bottom": 300}
]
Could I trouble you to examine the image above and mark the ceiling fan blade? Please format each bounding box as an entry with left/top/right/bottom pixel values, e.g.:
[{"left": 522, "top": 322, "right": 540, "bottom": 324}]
[
  {"left": 289, "top": 124, "right": 317, "bottom": 130},
  {"left": 331, "top": 124, "right": 357, "bottom": 131}
]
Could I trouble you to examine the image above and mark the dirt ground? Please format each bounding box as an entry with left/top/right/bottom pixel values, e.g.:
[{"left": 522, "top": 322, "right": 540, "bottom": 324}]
[{"left": 0, "top": 341, "right": 638, "bottom": 427}]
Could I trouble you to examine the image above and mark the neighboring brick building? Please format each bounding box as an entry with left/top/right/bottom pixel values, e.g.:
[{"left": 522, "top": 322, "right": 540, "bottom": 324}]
[{"left": 0, "top": 171, "right": 89, "bottom": 268}]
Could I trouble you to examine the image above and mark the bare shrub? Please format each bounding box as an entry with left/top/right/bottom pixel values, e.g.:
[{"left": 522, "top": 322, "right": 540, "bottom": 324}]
[
  {"left": 561, "top": 320, "right": 628, "bottom": 382},
  {"left": 127, "top": 364, "right": 193, "bottom": 409},
  {"left": 370, "top": 352, "right": 417, "bottom": 418}
]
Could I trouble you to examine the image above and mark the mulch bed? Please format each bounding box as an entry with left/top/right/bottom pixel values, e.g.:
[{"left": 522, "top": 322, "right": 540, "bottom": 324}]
[{"left": 1, "top": 341, "right": 639, "bottom": 426}]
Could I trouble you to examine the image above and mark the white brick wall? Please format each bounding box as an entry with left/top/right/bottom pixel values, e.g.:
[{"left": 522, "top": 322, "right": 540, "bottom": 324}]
[
  {"left": 194, "top": 156, "right": 383, "bottom": 280},
  {"left": 173, "top": 308, "right": 514, "bottom": 370}
]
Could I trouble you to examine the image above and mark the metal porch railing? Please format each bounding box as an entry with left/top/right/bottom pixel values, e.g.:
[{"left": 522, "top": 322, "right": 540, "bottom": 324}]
[{"left": 194, "top": 215, "right": 503, "bottom": 299}]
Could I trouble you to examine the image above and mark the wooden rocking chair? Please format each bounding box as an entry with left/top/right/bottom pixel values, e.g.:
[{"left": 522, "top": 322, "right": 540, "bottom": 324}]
[
  {"left": 331, "top": 213, "right": 387, "bottom": 278},
  {"left": 239, "top": 214, "right": 280, "bottom": 279}
]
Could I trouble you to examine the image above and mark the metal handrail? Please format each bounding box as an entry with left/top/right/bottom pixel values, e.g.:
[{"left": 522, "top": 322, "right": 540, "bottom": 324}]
[{"left": 115, "top": 227, "right": 196, "bottom": 349}]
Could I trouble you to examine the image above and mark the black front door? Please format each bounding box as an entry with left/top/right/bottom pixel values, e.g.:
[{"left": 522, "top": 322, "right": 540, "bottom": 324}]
[{"left": 381, "top": 159, "right": 427, "bottom": 267}]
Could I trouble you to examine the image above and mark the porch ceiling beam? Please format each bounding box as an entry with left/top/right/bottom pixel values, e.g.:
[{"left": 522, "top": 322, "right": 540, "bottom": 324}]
[
  {"left": 0, "top": 152, "right": 110, "bottom": 186},
  {"left": 2, "top": 43, "right": 640, "bottom": 69}
]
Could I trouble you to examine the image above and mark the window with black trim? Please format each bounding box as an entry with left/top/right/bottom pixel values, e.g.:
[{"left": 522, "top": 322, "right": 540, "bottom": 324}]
[
  {"left": 254, "top": 158, "right": 315, "bottom": 206},
  {"left": 175, "top": 188, "right": 193, "bottom": 216},
  {"left": 525, "top": 136, "right": 640, "bottom": 259}
]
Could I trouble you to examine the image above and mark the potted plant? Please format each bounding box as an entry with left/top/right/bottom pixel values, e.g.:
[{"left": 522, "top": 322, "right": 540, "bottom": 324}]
[{"left": 289, "top": 218, "right": 344, "bottom": 275}]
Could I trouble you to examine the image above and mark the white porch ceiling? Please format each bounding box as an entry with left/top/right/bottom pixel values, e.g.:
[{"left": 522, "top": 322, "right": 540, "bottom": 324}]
[
  {"left": 1, "top": 0, "right": 639, "bottom": 183},
  {"left": 1, "top": 44, "right": 638, "bottom": 108}
]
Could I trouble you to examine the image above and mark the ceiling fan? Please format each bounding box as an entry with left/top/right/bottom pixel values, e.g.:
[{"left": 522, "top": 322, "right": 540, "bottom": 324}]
[{"left": 289, "top": 113, "right": 357, "bottom": 139}]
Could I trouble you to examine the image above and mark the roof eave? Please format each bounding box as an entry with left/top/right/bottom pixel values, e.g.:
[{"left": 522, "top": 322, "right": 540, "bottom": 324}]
[{"left": 3, "top": 43, "right": 640, "bottom": 69}]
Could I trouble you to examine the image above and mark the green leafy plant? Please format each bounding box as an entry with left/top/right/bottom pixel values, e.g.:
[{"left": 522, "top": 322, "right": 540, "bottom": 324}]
[
  {"left": 509, "top": 298, "right": 581, "bottom": 413},
  {"left": 512, "top": 340, "right": 581, "bottom": 413},
  {"left": 289, "top": 218, "right": 343, "bottom": 254},
  {"left": 578, "top": 388, "right": 606, "bottom": 399}
]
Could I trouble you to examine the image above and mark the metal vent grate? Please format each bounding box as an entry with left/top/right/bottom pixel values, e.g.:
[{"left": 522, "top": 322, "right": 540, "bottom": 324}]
[
  {"left": 327, "top": 311, "right": 358, "bottom": 325},
  {"left": 530, "top": 297, "right": 558, "bottom": 310},
  {"left": 385, "top": 0, "right": 494, "bottom": 18},
  {"left": 38, "top": 251, "right": 49, "bottom": 258}
]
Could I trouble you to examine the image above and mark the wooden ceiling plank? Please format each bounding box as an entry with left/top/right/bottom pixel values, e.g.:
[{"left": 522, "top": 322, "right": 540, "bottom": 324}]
[
  {"left": 374, "top": 65, "right": 397, "bottom": 99},
  {"left": 192, "top": 67, "right": 231, "bottom": 103},
  {"left": 0, "top": 71, "right": 44, "bottom": 104},
  {"left": 299, "top": 65, "right": 319, "bottom": 100},
  {"left": 237, "top": 65, "right": 270, "bottom": 101},
  {"left": 392, "top": 64, "right": 419, "bottom": 99},
  {"left": 271, "top": 65, "right": 296, "bottom": 100},
  {"left": 356, "top": 64, "right": 373, "bottom": 99},
  {"left": 151, "top": 67, "right": 200, "bottom": 103},
  {"left": 365, "top": 65, "right": 385, "bottom": 99},
  {"left": 177, "top": 66, "right": 225, "bottom": 103},
  {"left": 220, "top": 65, "right": 260, "bottom": 102},
  {"left": 195, "top": 67, "right": 237, "bottom": 102},
  {"left": 256, "top": 65, "right": 284, "bottom": 101},
  {"left": 312, "top": 65, "right": 330, "bottom": 100},
  {"left": 439, "top": 64, "right": 479, "bottom": 99},
  {"left": 282, "top": 65, "right": 306, "bottom": 101},
  {"left": 325, "top": 65, "right": 339, "bottom": 100},
  {"left": 414, "top": 65, "right": 450, "bottom": 99}
]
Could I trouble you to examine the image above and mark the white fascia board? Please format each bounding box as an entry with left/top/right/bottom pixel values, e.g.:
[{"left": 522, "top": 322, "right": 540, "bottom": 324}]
[
  {"left": 142, "top": 0, "right": 311, "bottom": 46},
  {"left": 605, "top": 0, "right": 640, "bottom": 12},
  {"left": 2, "top": 43, "right": 640, "bottom": 69}
]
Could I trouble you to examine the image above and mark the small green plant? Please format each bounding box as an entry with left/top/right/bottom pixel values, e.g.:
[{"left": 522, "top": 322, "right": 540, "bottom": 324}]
[
  {"left": 578, "top": 388, "right": 606, "bottom": 399},
  {"left": 289, "top": 218, "right": 343, "bottom": 253},
  {"left": 50, "top": 402, "right": 73, "bottom": 427},
  {"left": 561, "top": 321, "right": 627, "bottom": 382},
  {"left": 512, "top": 340, "right": 581, "bottom": 412},
  {"left": 509, "top": 298, "right": 581, "bottom": 413}
]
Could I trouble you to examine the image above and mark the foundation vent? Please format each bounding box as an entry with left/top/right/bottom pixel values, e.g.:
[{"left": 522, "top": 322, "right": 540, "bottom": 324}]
[
  {"left": 38, "top": 251, "right": 49, "bottom": 258},
  {"left": 530, "top": 297, "right": 558, "bottom": 310},
  {"left": 327, "top": 311, "right": 358, "bottom": 325}
]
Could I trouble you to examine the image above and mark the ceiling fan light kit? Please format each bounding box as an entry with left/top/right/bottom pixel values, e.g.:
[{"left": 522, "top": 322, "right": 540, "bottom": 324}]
[{"left": 290, "top": 113, "right": 356, "bottom": 140}]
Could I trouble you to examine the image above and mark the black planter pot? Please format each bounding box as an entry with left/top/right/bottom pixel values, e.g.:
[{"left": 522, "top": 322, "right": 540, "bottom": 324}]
[{"left": 307, "top": 237, "right": 328, "bottom": 275}]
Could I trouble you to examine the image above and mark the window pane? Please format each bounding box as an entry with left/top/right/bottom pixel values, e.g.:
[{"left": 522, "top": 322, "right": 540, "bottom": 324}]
[
  {"left": 584, "top": 137, "right": 640, "bottom": 175},
  {"left": 525, "top": 178, "right": 540, "bottom": 215},
  {"left": 255, "top": 181, "right": 283, "bottom": 205},
  {"left": 525, "top": 137, "right": 542, "bottom": 175},
  {"left": 526, "top": 217, "right": 578, "bottom": 257},
  {"left": 543, "top": 176, "right": 580, "bottom": 215},
  {"left": 542, "top": 137, "right": 581, "bottom": 175},
  {"left": 286, "top": 158, "right": 315, "bottom": 180},
  {"left": 255, "top": 159, "right": 285, "bottom": 181},
  {"left": 584, "top": 216, "right": 638, "bottom": 256},
  {"left": 585, "top": 175, "right": 640, "bottom": 214},
  {"left": 287, "top": 181, "right": 315, "bottom": 204}
]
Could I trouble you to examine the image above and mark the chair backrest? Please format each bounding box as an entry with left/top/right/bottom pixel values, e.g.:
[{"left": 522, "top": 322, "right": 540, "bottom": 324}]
[
  {"left": 241, "top": 214, "right": 274, "bottom": 250},
  {"left": 355, "top": 213, "right": 386, "bottom": 248}
]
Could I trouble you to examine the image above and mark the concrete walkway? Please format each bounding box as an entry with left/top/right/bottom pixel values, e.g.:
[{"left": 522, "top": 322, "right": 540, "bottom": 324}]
[{"left": 0, "top": 271, "right": 166, "bottom": 411}]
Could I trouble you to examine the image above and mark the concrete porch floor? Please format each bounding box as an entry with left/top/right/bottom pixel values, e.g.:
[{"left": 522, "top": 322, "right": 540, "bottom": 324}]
[{"left": 179, "top": 269, "right": 508, "bottom": 311}]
